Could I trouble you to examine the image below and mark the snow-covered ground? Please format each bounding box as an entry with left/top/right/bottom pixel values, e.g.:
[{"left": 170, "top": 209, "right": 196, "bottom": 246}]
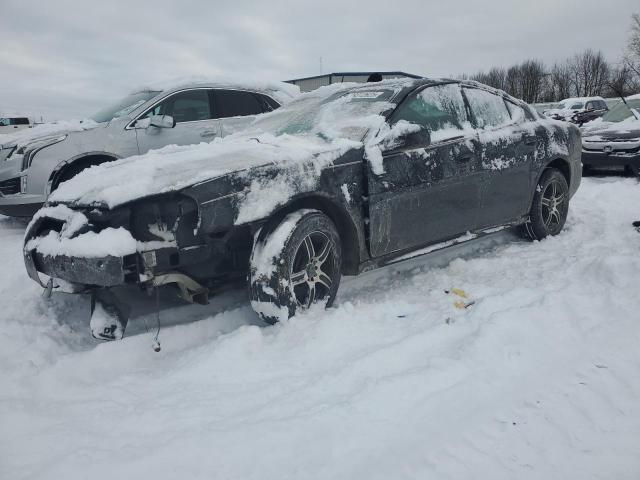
[{"left": 1, "top": 176, "right": 640, "bottom": 479}]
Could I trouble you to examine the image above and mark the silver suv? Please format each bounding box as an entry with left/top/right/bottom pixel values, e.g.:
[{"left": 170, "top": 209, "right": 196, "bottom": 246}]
[{"left": 0, "top": 79, "right": 298, "bottom": 216}]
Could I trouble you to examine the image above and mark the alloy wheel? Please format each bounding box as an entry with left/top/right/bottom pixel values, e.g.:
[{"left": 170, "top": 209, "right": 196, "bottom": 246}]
[
  {"left": 289, "top": 231, "right": 336, "bottom": 308},
  {"left": 541, "top": 180, "right": 566, "bottom": 231}
]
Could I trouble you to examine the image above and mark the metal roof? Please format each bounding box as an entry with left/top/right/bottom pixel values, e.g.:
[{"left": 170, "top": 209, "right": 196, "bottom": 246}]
[{"left": 286, "top": 71, "right": 422, "bottom": 83}]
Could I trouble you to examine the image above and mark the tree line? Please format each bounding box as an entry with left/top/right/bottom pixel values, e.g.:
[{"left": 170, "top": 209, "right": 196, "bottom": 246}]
[{"left": 458, "top": 14, "right": 640, "bottom": 104}]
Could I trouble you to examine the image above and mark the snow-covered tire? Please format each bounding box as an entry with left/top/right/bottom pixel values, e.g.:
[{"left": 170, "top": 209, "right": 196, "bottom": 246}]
[
  {"left": 249, "top": 210, "right": 342, "bottom": 324},
  {"left": 523, "top": 168, "right": 569, "bottom": 240}
]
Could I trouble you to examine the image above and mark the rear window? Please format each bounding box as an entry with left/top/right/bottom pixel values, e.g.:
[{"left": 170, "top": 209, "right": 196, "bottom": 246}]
[
  {"left": 213, "top": 90, "right": 264, "bottom": 118},
  {"left": 464, "top": 88, "right": 511, "bottom": 128},
  {"left": 505, "top": 101, "right": 526, "bottom": 123}
]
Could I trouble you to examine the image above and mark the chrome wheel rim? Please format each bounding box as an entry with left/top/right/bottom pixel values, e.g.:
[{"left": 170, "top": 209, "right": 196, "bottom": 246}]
[
  {"left": 541, "top": 180, "right": 566, "bottom": 231},
  {"left": 289, "top": 231, "right": 336, "bottom": 308}
]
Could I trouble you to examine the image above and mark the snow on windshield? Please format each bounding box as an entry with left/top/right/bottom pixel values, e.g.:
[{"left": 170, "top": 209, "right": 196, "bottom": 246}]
[
  {"left": 601, "top": 99, "right": 640, "bottom": 123},
  {"left": 91, "top": 90, "right": 160, "bottom": 123},
  {"left": 247, "top": 83, "right": 400, "bottom": 142}
]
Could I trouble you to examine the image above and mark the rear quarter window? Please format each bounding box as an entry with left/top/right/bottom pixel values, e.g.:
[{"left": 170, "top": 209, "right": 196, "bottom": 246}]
[{"left": 464, "top": 88, "right": 511, "bottom": 128}]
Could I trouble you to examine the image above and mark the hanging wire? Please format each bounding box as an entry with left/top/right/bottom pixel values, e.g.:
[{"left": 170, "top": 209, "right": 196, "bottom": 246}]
[{"left": 153, "top": 286, "right": 162, "bottom": 352}]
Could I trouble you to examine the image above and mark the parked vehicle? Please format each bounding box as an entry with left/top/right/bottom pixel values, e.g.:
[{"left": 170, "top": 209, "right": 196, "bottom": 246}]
[
  {"left": 23, "top": 78, "right": 581, "bottom": 340},
  {"left": 543, "top": 97, "right": 608, "bottom": 125},
  {"left": 0, "top": 79, "right": 298, "bottom": 217},
  {"left": 0, "top": 116, "right": 35, "bottom": 135},
  {"left": 581, "top": 94, "right": 640, "bottom": 175}
]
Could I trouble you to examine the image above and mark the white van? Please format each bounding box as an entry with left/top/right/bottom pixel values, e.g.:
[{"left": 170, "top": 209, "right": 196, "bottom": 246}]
[{"left": 0, "top": 116, "right": 35, "bottom": 135}]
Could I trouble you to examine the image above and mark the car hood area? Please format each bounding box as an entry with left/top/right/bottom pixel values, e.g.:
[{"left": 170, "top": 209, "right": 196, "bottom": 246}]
[
  {"left": 49, "top": 131, "right": 362, "bottom": 210},
  {"left": 581, "top": 117, "right": 640, "bottom": 142},
  {"left": 0, "top": 118, "right": 101, "bottom": 150}
]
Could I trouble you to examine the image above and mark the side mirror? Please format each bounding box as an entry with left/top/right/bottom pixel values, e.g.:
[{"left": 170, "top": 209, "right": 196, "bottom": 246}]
[
  {"left": 378, "top": 122, "right": 429, "bottom": 153},
  {"left": 150, "top": 114, "right": 176, "bottom": 128}
]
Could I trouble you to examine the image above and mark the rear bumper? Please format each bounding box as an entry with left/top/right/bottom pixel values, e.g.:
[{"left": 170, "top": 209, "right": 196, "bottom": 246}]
[{"left": 582, "top": 150, "right": 640, "bottom": 172}]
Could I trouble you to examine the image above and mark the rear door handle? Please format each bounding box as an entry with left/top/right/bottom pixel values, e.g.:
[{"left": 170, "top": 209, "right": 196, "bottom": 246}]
[{"left": 200, "top": 130, "right": 218, "bottom": 138}]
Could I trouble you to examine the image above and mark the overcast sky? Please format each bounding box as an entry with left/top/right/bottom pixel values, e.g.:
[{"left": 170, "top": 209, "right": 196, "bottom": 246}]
[{"left": 1, "top": 0, "right": 638, "bottom": 119}]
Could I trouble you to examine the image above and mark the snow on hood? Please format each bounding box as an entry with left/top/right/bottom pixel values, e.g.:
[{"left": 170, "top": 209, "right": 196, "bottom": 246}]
[
  {"left": 49, "top": 132, "right": 361, "bottom": 210},
  {"left": 581, "top": 116, "right": 640, "bottom": 140},
  {"left": 0, "top": 119, "right": 99, "bottom": 149},
  {"left": 131, "top": 75, "right": 300, "bottom": 106}
]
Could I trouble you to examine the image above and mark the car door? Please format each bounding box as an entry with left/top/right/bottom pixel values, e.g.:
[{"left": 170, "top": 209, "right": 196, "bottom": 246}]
[
  {"left": 213, "top": 90, "right": 272, "bottom": 136},
  {"left": 367, "top": 82, "right": 483, "bottom": 258},
  {"left": 462, "top": 87, "right": 534, "bottom": 228},
  {"left": 134, "top": 89, "right": 222, "bottom": 154}
]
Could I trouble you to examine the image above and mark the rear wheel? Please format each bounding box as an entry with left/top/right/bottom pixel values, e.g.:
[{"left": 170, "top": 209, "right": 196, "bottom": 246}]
[
  {"left": 523, "top": 168, "right": 569, "bottom": 240},
  {"left": 249, "top": 210, "right": 342, "bottom": 324}
]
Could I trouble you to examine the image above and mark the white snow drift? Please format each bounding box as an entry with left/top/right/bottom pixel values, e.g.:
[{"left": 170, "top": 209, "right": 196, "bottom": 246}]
[{"left": 1, "top": 176, "right": 640, "bottom": 479}]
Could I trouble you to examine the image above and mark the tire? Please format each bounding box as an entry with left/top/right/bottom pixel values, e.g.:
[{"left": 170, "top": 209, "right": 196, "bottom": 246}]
[
  {"left": 249, "top": 210, "right": 342, "bottom": 324},
  {"left": 523, "top": 168, "right": 570, "bottom": 240}
]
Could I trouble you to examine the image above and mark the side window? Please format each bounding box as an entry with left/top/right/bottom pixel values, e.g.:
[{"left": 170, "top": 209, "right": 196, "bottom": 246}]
[
  {"left": 505, "top": 100, "right": 526, "bottom": 123},
  {"left": 14, "top": 118, "right": 30, "bottom": 125},
  {"left": 585, "top": 101, "right": 594, "bottom": 111},
  {"left": 464, "top": 88, "right": 511, "bottom": 128},
  {"left": 392, "top": 83, "right": 469, "bottom": 143},
  {"left": 213, "top": 90, "right": 264, "bottom": 118},
  {"left": 144, "top": 90, "right": 212, "bottom": 123},
  {"left": 254, "top": 93, "right": 280, "bottom": 112}
]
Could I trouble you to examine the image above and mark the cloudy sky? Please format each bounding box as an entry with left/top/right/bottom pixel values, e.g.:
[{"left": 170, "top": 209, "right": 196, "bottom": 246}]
[{"left": 1, "top": 0, "right": 638, "bottom": 119}]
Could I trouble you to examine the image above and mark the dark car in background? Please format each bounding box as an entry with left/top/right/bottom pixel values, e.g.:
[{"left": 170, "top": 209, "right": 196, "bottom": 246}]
[
  {"left": 544, "top": 97, "right": 609, "bottom": 126},
  {"left": 581, "top": 94, "right": 640, "bottom": 176},
  {"left": 23, "top": 78, "right": 581, "bottom": 340}
]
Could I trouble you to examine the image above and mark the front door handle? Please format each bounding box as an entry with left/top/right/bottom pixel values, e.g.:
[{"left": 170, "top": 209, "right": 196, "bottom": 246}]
[{"left": 200, "top": 130, "right": 218, "bottom": 138}]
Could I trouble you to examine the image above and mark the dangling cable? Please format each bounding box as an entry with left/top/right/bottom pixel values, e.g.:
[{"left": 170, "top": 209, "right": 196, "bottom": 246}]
[{"left": 153, "top": 286, "right": 162, "bottom": 352}]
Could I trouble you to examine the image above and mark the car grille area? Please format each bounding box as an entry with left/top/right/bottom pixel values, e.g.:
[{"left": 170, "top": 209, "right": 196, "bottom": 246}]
[{"left": 0, "top": 178, "right": 20, "bottom": 196}]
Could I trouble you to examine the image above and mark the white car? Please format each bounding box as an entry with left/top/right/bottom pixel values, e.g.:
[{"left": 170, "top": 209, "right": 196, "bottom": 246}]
[
  {"left": 0, "top": 116, "right": 36, "bottom": 135},
  {"left": 0, "top": 79, "right": 299, "bottom": 216}
]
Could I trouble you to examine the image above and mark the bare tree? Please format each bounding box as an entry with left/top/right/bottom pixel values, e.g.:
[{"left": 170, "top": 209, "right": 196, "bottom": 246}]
[
  {"left": 519, "top": 60, "right": 547, "bottom": 103},
  {"left": 569, "top": 49, "right": 610, "bottom": 97},
  {"left": 550, "top": 62, "right": 573, "bottom": 100},
  {"left": 625, "top": 13, "right": 640, "bottom": 78},
  {"left": 605, "top": 64, "right": 639, "bottom": 97}
]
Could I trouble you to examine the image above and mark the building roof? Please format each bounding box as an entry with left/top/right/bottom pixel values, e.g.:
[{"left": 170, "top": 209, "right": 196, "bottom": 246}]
[{"left": 286, "top": 71, "right": 422, "bottom": 83}]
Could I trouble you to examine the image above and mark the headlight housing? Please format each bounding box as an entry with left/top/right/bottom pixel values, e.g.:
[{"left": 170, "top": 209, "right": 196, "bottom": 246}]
[{"left": 20, "top": 134, "right": 67, "bottom": 170}]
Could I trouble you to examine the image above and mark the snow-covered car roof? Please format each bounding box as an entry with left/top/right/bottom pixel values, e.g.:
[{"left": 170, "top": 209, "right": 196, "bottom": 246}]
[
  {"left": 130, "top": 76, "right": 300, "bottom": 106},
  {"left": 559, "top": 96, "right": 605, "bottom": 105}
]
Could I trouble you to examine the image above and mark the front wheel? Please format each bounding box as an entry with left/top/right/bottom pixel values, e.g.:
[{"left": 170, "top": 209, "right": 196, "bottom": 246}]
[
  {"left": 523, "top": 168, "right": 569, "bottom": 240},
  {"left": 249, "top": 210, "right": 342, "bottom": 324}
]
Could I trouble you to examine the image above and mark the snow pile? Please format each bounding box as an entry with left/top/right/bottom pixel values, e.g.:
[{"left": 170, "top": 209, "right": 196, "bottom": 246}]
[
  {"left": 2, "top": 177, "right": 640, "bottom": 478},
  {"left": 24, "top": 205, "right": 137, "bottom": 258},
  {"left": 26, "top": 227, "right": 137, "bottom": 258}
]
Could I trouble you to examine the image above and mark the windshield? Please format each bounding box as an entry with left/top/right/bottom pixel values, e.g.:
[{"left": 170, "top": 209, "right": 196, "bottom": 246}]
[
  {"left": 91, "top": 90, "right": 160, "bottom": 123},
  {"left": 248, "top": 85, "right": 401, "bottom": 142},
  {"left": 566, "top": 102, "right": 584, "bottom": 110},
  {"left": 601, "top": 99, "right": 640, "bottom": 123}
]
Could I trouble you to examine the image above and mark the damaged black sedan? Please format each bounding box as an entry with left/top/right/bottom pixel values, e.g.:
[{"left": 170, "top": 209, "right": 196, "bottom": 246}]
[{"left": 23, "top": 78, "right": 582, "bottom": 340}]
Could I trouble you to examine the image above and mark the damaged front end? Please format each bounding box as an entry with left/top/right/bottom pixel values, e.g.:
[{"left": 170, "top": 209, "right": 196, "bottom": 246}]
[{"left": 23, "top": 195, "right": 234, "bottom": 340}]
